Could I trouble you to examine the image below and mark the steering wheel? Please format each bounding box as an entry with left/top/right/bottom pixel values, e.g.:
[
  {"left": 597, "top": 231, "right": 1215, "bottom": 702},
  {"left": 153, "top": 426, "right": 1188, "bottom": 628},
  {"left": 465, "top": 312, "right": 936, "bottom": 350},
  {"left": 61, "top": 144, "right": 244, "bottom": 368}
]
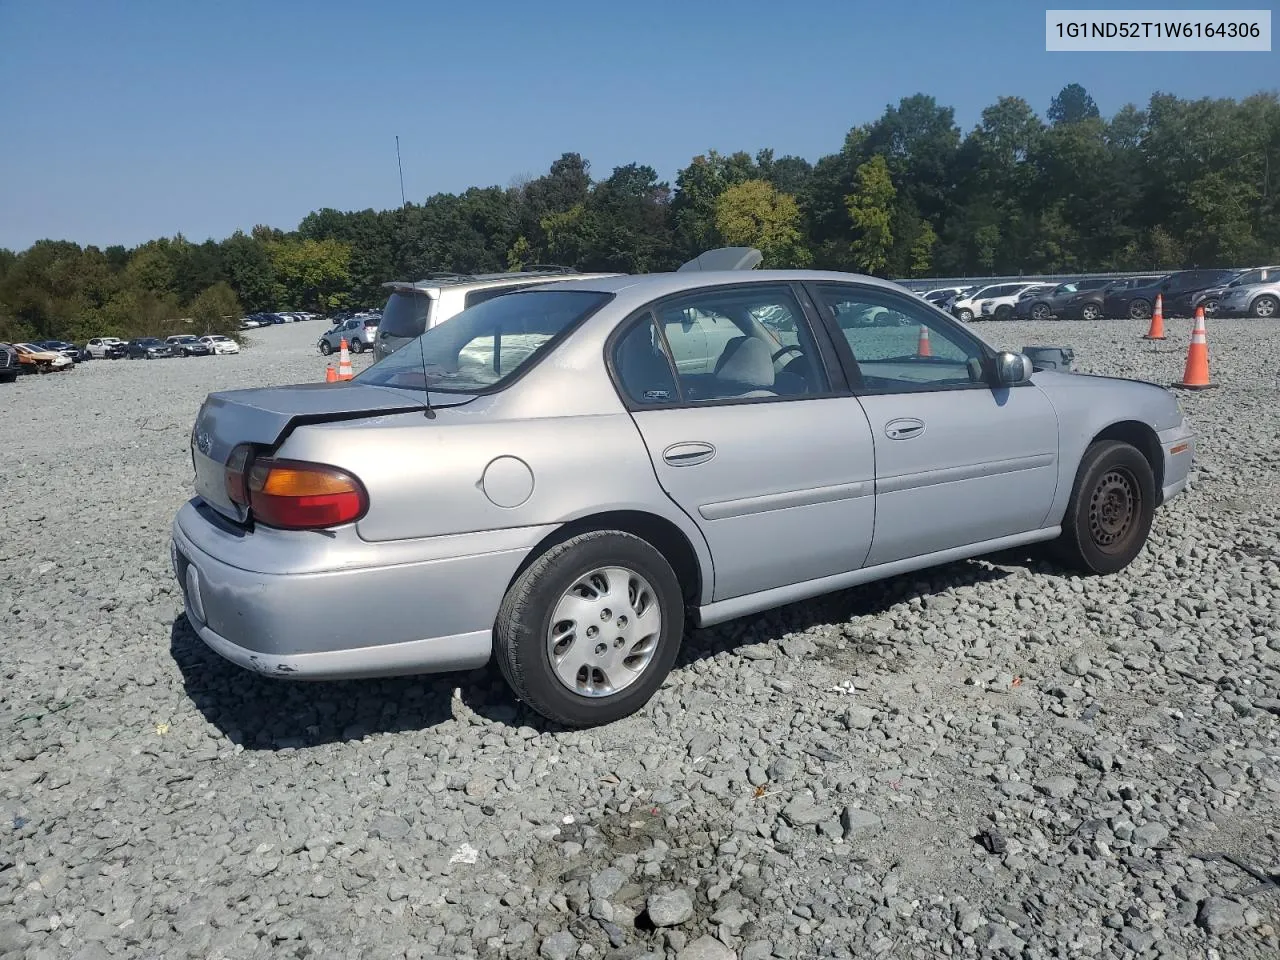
[{"left": 772, "top": 345, "right": 804, "bottom": 364}]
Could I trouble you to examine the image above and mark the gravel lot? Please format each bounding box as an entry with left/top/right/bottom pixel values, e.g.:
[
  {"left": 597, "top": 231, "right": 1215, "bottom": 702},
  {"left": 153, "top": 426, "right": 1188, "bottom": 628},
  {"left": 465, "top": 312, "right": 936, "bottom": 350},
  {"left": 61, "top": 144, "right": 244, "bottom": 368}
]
[{"left": 2, "top": 316, "right": 1278, "bottom": 960}]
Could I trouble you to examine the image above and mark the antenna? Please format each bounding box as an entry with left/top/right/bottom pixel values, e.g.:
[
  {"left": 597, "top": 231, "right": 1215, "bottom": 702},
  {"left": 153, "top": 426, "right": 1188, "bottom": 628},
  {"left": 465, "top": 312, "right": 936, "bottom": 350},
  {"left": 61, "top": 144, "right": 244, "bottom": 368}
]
[{"left": 395, "top": 135, "right": 407, "bottom": 209}]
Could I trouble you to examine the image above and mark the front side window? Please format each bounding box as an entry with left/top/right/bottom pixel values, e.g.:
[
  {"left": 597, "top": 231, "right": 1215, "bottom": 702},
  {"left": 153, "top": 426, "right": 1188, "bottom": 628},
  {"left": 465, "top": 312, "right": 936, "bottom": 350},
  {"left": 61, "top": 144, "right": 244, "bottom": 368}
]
[
  {"left": 813, "top": 284, "right": 987, "bottom": 393},
  {"left": 358, "top": 289, "right": 612, "bottom": 396},
  {"left": 614, "top": 284, "right": 828, "bottom": 404}
]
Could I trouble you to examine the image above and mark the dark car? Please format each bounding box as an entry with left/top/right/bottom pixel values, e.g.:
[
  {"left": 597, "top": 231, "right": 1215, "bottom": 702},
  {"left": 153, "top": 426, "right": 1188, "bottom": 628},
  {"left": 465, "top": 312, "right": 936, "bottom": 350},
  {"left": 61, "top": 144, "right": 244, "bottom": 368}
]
[
  {"left": 1060, "top": 276, "right": 1164, "bottom": 321},
  {"left": 126, "top": 337, "right": 175, "bottom": 360},
  {"left": 39, "top": 340, "right": 89, "bottom": 362},
  {"left": 0, "top": 343, "right": 18, "bottom": 383},
  {"left": 1102, "top": 270, "right": 1232, "bottom": 320},
  {"left": 1162, "top": 270, "right": 1239, "bottom": 318},
  {"left": 1012, "top": 278, "right": 1112, "bottom": 321},
  {"left": 165, "top": 335, "right": 213, "bottom": 357}
]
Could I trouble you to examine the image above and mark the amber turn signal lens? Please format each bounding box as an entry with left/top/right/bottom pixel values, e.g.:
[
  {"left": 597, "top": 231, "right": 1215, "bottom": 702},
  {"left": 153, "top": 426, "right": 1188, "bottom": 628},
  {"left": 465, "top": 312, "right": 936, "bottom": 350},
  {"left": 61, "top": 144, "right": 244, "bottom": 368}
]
[{"left": 247, "top": 458, "right": 368, "bottom": 530}]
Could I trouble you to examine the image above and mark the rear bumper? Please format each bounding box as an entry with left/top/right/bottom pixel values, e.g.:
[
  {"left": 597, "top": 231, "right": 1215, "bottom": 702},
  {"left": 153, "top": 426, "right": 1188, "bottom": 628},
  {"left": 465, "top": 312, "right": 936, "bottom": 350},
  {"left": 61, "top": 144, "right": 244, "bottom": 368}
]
[
  {"left": 1158, "top": 421, "right": 1195, "bottom": 505},
  {"left": 170, "top": 499, "right": 554, "bottom": 680}
]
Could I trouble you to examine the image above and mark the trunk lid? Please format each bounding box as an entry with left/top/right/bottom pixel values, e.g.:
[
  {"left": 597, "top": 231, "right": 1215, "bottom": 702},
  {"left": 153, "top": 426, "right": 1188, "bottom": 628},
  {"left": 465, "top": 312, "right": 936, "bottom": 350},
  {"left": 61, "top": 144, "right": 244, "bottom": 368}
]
[{"left": 190, "top": 382, "right": 432, "bottom": 522}]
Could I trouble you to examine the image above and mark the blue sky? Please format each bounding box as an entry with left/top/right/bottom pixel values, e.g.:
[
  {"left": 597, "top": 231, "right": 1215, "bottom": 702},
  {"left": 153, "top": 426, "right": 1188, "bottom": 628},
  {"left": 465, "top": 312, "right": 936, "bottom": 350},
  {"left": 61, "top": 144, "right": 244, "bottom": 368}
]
[{"left": 1, "top": 0, "right": 1276, "bottom": 250}]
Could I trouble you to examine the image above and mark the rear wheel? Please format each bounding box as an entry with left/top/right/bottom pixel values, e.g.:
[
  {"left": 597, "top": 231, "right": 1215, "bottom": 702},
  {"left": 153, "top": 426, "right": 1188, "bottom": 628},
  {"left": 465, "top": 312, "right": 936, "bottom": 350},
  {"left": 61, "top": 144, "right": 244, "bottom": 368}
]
[
  {"left": 956, "top": 308, "right": 974, "bottom": 322},
  {"left": 994, "top": 305, "right": 1012, "bottom": 321},
  {"left": 1201, "top": 298, "right": 1219, "bottom": 315},
  {"left": 1030, "top": 303, "right": 1051, "bottom": 321},
  {"left": 349, "top": 339, "right": 363, "bottom": 354},
  {"left": 1128, "top": 299, "right": 1151, "bottom": 320},
  {"left": 1080, "top": 303, "right": 1102, "bottom": 322},
  {"left": 1052, "top": 440, "right": 1156, "bottom": 575},
  {"left": 494, "top": 531, "right": 684, "bottom": 727},
  {"left": 1251, "top": 294, "right": 1278, "bottom": 318}
]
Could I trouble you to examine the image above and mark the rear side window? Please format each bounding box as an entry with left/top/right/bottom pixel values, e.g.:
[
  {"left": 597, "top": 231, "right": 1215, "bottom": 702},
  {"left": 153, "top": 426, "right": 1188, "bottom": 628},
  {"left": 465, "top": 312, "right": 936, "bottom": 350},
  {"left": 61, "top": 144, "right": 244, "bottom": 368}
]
[{"left": 380, "top": 291, "right": 432, "bottom": 338}]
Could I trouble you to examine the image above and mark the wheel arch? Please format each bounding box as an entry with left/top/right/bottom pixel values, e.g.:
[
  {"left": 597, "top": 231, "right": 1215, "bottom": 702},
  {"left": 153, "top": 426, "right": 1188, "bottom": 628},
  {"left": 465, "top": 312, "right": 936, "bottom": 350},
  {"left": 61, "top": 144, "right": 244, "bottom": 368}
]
[
  {"left": 1090, "top": 420, "right": 1163, "bottom": 494},
  {"left": 505, "top": 510, "right": 708, "bottom": 609}
]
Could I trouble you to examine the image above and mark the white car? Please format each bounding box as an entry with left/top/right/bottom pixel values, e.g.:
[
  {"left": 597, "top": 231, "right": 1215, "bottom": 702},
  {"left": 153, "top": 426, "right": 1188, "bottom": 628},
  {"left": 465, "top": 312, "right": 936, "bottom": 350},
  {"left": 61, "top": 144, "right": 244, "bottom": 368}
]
[
  {"left": 85, "top": 336, "right": 127, "bottom": 359},
  {"left": 979, "top": 283, "right": 1046, "bottom": 321},
  {"left": 199, "top": 335, "right": 240, "bottom": 355},
  {"left": 951, "top": 282, "right": 1037, "bottom": 322}
]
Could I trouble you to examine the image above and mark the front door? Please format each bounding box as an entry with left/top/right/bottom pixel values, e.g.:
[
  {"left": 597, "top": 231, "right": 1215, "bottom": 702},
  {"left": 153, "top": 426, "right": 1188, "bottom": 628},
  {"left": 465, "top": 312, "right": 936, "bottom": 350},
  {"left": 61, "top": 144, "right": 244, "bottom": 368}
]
[
  {"left": 808, "top": 282, "right": 1060, "bottom": 567},
  {"left": 611, "top": 282, "right": 876, "bottom": 601}
]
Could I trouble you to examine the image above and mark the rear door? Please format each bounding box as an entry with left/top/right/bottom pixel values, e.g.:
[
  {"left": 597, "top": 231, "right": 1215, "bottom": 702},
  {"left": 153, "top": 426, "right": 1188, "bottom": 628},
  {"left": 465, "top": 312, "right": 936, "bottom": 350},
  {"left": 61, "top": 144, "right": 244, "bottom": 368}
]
[
  {"left": 807, "top": 282, "right": 1060, "bottom": 566},
  {"left": 610, "top": 281, "right": 877, "bottom": 602}
]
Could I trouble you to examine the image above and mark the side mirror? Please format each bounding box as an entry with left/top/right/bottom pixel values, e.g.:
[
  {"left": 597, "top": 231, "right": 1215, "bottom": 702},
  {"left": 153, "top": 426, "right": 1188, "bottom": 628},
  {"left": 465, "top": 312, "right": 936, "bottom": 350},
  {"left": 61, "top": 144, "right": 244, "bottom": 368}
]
[{"left": 993, "top": 351, "right": 1034, "bottom": 386}]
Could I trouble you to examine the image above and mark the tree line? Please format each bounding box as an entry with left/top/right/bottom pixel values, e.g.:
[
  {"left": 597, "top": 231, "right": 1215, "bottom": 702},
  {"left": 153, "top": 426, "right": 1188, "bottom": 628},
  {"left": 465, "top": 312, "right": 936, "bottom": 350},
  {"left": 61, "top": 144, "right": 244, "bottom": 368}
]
[{"left": 3, "top": 83, "right": 1278, "bottom": 344}]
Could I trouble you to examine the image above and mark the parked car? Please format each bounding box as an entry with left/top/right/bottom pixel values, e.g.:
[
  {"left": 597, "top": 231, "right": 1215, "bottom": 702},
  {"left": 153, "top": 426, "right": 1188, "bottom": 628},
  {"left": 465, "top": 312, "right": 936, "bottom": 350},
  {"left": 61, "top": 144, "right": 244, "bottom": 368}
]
[
  {"left": 1104, "top": 270, "right": 1234, "bottom": 320},
  {"left": 239, "top": 317, "right": 263, "bottom": 330},
  {"left": 126, "top": 337, "right": 175, "bottom": 359},
  {"left": 87, "top": 337, "right": 128, "bottom": 359},
  {"left": 950, "top": 282, "right": 1032, "bottom": 322},
  {"left": 1060, "top": 276, "right": 1165, "bottom": 322},
  {"left": 1162, "top": 270, "right": 1239, "bottom": 318},
  {"left": 318, "top": 315, "right": 380, "bottom": 355},
  {"left": 38, "top": 340, "right": 88, "bottom": 362},
  {"left": 373, "top": 268, "right": 620, "bottom": 362},
  {"left": 0, "top": 343, "right": 19, "bottom": 383},
  {"left": 166, "top": 335, "right": 213, "bottom": 357},
  {"left": 1012, "top": 279, "right": 1112, "bottom": 321},
  {"left": 1193, "top": 265, "right": 1280, "bottom": 315},
  {"left": 199, "top": 335, "right": 241, "bottom": 355},
  {"left": 13, "top": 342, "right": 73, "bottom": 372},
  {"left": 976, "top": 283, "right": 1044, "bottom": 321},
  {"left": 172, "top": 252, "right": 1194, "bottom": 727},
  {"left": 1216, "top": 276, "right": 1280, "bottom": 318}
]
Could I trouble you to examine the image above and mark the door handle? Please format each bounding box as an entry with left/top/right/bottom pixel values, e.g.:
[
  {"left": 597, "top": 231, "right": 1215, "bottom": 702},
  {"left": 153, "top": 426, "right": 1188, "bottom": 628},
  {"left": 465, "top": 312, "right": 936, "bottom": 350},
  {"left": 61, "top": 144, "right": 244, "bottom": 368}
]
[
  {"left": 885, "top": 418, "right": 925, "bottom": 441},
  {"left": 662, "top": 441, "right": 716, "bottom": 467}
]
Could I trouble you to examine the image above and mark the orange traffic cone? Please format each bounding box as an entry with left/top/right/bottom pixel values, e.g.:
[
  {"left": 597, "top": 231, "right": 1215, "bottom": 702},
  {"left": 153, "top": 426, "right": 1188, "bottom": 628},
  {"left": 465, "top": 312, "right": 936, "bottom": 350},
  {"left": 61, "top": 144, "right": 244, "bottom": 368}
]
[
  {"left": 337, "top": 338, "right": 353, "bottom": 381},
  {"left": 1172, "top": 306, "right": 1216, "bottom": 390},
  {"left": 1142, "top": 294, "right": 1166, "bottom": 340},
  {"left": 325, "top": 364, "right": 337, "bottom": 383},
  {"left": 916, "top": 325, "right": 932, "bottom": 358}
]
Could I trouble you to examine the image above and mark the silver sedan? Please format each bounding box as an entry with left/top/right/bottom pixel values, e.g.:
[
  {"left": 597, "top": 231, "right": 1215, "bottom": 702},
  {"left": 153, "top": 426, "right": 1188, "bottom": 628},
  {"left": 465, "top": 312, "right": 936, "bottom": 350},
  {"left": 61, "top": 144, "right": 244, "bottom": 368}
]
[{"left": 172, "top": 259, "right": 1195, "bottom": 727}]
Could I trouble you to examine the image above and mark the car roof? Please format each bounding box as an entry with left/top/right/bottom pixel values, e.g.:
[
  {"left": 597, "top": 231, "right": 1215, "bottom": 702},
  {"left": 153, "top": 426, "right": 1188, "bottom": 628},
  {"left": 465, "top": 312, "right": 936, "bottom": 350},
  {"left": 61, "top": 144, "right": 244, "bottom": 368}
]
[{"left": 529, "top": 268, "right": 907, "bottom": 301}]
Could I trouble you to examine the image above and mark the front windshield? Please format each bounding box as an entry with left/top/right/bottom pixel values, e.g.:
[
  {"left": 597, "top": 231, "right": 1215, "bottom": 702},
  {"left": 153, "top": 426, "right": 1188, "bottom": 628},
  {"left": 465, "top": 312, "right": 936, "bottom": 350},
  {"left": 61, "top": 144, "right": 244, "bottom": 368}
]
[{"left": 356, "top": 289, "right": 613, "bottom": 395}]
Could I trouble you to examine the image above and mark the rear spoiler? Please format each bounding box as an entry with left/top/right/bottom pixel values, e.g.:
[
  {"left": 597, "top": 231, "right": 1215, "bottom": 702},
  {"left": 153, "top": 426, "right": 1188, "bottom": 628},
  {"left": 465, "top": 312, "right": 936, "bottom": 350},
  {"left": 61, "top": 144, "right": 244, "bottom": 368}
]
[{"left": 677, "top": 247, "right": 763, "bottom": 272}]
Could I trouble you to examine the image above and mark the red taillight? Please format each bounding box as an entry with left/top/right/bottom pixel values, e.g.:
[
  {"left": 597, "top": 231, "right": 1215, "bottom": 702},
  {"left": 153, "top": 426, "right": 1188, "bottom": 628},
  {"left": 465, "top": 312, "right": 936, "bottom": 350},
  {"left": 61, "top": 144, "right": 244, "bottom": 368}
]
[{"left": 246, "top": 458, "right": 368, "bottom": 530}]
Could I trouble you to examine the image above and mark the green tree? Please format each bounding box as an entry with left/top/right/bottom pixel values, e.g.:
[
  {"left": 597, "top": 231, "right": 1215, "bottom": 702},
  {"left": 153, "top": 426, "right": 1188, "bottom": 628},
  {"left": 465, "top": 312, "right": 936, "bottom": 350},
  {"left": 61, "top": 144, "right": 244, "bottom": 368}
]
[
  {"left": 268, "top": 238, "right": 351, "bottom": 310},
  {"left": 845, "top": 156, "right": 896, "bottom": 274},
  {"left": 1048, "top": 83, "right": 1101, "bottom": 126},
  {"left": 189, "top": 280, "right": 243, "bottom": 337},
  {"left": 714, "top": 180, "right": 810, "bottom": 267}
]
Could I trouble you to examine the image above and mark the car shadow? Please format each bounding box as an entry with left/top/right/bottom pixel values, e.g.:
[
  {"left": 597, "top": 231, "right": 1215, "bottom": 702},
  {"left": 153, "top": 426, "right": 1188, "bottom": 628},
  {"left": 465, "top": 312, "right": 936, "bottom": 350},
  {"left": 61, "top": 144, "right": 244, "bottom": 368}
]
[{"left": 170, "top": 554, "right": 1050, "bottom": 750}]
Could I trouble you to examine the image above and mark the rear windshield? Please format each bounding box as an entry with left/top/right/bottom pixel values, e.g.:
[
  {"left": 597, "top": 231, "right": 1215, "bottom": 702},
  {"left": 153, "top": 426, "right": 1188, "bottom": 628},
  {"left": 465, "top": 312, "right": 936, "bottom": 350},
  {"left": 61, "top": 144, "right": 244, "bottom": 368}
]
[
  {"left": 379, "top": 290, "right": 431, "bottom": 338},
  {"left": 357, "top": 289, "right": 613, "bottom": 396}
]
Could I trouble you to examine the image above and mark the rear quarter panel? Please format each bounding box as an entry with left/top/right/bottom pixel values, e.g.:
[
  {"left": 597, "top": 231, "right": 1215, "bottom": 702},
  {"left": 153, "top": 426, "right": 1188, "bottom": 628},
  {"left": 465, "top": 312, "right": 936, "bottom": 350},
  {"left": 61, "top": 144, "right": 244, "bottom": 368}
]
[{"left": 274, "top": 354, "right": 718, "bottom": 602}]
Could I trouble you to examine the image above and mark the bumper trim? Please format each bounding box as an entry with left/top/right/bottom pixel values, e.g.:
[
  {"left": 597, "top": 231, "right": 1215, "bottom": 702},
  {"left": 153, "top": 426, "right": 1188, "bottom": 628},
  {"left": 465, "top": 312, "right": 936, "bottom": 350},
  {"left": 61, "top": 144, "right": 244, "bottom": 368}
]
[{"left": 185, "top": 595, "right": 491, "bottom": 679}]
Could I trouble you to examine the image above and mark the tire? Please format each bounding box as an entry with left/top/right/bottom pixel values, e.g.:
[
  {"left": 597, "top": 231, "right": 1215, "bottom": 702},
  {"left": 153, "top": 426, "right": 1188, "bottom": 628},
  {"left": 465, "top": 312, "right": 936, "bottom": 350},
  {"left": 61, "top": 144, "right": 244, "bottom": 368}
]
[
  {"left": 494, "top": 530, "right": 684, "bottom": 728},
  {"left": 956, "top": 309, "right": 973, "bottom": 322},
  {"left": 1030, "top": 303, "right": 1051, "bottom": 321},
  {"left": 1080, "top": 303, "right": 1102, "bottom": 322},
  {"left": 1128, "top": 299, "right": 1151, "bottom": 320},
  {"left": 994, "top": 305, "right": 1012, "bottom": 321},
  {"left": 319, "top": 341, "right": 332, "bottom": 356},
  {"left": 349, "top": 339, "right": 364, "bottom": 354},
  {"left": 1201, "top": 298, "right": 1219, "bottom": 315},
  {"left": 1052, "top": 440, "right": 1156, "bottom": 576},
  {"left": 1251, "top": 294, "right": 1278, "bottom": 319}
]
